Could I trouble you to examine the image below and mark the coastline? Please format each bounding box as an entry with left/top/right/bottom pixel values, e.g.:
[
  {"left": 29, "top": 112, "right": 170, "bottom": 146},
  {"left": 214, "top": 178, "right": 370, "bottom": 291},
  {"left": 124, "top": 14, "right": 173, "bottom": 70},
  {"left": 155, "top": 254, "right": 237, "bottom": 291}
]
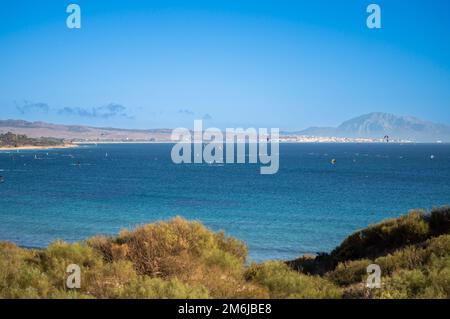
[
  {"left": 0, "top": 144, "right": 78, "bottom": 151},
  {"left": 73, "top": 140, "right": 445, "bottom": 145}
]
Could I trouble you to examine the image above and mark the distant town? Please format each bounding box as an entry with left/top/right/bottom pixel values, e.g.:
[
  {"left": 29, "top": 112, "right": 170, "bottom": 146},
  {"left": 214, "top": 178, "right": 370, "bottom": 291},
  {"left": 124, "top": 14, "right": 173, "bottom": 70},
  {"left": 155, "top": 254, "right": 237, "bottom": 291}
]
[{"left": 1, "top": 111, "right": 449, "bottom": 144}]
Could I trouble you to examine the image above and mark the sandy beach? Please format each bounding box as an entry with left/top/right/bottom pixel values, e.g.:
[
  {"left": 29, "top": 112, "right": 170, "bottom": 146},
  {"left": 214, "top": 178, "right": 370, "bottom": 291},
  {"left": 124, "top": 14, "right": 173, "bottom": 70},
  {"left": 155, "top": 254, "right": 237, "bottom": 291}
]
[{"left": 0, "top": 144, "right": 78, "bottom": 151}]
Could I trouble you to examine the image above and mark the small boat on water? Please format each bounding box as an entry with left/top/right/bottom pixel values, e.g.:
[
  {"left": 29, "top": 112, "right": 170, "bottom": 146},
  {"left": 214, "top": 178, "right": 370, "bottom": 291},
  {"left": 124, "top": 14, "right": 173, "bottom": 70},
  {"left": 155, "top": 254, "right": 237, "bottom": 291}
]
[{"left": 0, "top": 176, "right": 4, "bottom": 183}]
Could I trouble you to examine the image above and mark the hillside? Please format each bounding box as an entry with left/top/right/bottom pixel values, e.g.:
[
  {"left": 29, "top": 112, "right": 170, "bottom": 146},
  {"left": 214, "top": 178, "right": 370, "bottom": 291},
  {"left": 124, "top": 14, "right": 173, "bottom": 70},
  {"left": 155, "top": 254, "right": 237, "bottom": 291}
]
[
  {"left": 0, "top": 207, "right": 449, "bottom": 299},
  {"left": 0, "top": 132, "right": 68, "bottom": 148},
  {"left": 0, "top": 120, "right": 172, "bottom": 142},
  {"left": 288, "top": 206, "right": 450, "bottom": 298},
  {"left": 296, "top": 112, "right": 450, "bottom": 142}
]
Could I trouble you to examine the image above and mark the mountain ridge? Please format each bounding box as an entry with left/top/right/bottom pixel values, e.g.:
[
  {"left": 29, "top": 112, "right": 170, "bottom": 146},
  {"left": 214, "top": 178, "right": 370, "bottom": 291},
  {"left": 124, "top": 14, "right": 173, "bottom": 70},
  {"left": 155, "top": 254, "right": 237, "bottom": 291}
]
[
  {"left": 291, "top": 112, "right": 450, "bottom": 142},
  {"left": 2, "top": 112, "right": 450, "bottom": 142}
]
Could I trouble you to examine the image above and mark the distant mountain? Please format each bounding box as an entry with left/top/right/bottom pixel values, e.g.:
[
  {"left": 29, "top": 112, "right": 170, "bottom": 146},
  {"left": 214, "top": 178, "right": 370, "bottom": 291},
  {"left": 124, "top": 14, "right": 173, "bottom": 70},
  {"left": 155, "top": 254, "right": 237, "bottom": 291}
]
[
  {"left": 0, "top": 119, "right": 172, "bottom": 142},
  {"left": 293, "top": 113, "right": 450, "bottom": 142},
  {"left": 2, "top": 113, "right": 450, "bottom": 143}
]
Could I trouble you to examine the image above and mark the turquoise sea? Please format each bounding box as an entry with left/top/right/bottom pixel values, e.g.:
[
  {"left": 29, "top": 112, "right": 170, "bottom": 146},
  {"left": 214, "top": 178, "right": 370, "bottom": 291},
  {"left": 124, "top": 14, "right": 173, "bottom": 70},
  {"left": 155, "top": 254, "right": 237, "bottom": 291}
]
[{"left": 0, "top": 143, "right": 449, "bottom": 261}]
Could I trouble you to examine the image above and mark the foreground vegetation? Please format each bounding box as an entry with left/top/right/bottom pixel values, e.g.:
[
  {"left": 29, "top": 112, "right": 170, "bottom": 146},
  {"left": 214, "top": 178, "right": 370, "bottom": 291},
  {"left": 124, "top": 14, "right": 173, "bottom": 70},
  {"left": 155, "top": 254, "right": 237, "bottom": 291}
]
[
  {"left": 0, "top": 207, "right": 449, "bottom": 299},
  {"left": 0, "top": 132, "right": 67, "bottom": 148},
  {"left": 289, "top": 206, "right": 450, "bottom": 298}
]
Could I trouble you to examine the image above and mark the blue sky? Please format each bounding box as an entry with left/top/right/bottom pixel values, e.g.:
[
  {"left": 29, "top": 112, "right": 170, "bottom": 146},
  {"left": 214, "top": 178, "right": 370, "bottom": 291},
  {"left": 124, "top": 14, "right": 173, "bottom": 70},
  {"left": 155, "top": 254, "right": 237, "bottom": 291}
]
[{"left": 0, "top": 0, "right": 449, "bottom": 130}]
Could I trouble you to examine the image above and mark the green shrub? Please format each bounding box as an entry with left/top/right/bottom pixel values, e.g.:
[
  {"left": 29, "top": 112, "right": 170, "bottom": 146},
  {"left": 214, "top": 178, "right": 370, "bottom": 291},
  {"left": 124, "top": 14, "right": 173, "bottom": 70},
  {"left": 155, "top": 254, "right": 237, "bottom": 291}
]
[
  {"left": 326, "top": 259, "right": 372, "bottom": 286},
  {"left": 428, "top": 206, "right": 450, "bottom": 236},
  {"left": 373, "top": 234, "right": 450, "bottom": 276},
  {"left": 373, "top": 239, "right": 450, "bottom": 299},
  {"left": 117, "top": 277, "right": 209, "bottom": 299},
  {"left": 375, "top": 256, "right": 450, "bottom": 300},
  {"left": 245, "top": 261, "right": 341, "bottom": 299},
  {"left": 88, "top": 217, "right": 255, "bottom": 298},
  {"left": 330, "top": 211, "right": 430, "bottom": 262},
  {"left": 1, "top": 208, "right": 449, "bottom": 299},
  {"left": 89, "top": 217, "right": 247, "bottom": 277},
  {"left": 425, "top": 234, "right": 450, "bottom": 256},
  {"left": 0, "top": 242, "right": 52, "bottom": 298}
]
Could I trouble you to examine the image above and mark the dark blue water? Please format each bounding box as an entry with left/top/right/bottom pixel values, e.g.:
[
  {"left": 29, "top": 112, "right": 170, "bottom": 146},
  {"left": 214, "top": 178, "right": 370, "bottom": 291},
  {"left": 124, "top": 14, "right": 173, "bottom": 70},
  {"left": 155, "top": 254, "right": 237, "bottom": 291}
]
[{"left": 0, "top": 143, "right": 449, "bottom": 261}]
